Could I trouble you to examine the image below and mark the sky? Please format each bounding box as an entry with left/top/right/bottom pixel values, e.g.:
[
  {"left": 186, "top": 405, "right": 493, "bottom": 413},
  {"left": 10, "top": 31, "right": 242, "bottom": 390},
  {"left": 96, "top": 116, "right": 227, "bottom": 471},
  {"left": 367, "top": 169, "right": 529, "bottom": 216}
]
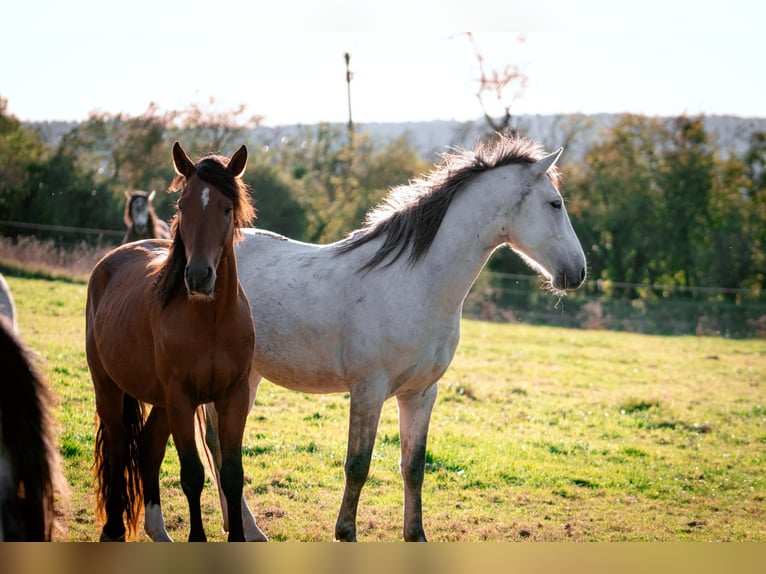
[{"left": 3, "top": 1, "right": 765, "bottom": 127}]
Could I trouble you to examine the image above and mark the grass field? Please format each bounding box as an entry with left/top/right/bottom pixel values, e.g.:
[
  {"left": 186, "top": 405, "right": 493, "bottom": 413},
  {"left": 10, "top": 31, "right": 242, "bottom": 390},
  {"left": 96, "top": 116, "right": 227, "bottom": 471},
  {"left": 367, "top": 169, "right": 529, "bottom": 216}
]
[{"left": 5, "top": 272, "right": 765, "bottom": 542}]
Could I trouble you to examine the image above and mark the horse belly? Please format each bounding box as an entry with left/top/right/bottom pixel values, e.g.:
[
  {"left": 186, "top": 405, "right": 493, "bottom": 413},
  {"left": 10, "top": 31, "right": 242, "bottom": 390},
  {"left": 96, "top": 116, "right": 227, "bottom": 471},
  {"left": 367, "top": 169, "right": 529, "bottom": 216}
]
[
  {"left": 253, "top": 348, "right": 350, "bottom": 394},
  {"left": 252, "top": 310, "right": 351, "bottom": 393},
  {"left": 87, "top": 257, "right": 165, "bottom": 405},
  {"left": 92, "top": 328, "right": 165, "bottom": 405}
]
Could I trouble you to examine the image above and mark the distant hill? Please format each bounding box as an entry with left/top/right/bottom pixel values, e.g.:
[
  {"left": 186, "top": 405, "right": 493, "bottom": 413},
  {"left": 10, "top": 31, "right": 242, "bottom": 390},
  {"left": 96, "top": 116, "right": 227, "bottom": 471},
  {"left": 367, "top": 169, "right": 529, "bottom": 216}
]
[
  {"left": 315, "top": 114, "right": 766, "bottom": 162},
  {"left": 27, "top": 114, "right": 766, "bottom": 164}
]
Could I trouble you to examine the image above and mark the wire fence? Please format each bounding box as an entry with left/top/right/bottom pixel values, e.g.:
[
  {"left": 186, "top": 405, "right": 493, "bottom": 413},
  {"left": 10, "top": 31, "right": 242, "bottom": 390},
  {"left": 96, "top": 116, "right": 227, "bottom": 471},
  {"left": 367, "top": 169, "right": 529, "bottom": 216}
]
[
  {"left": 0, "top": 220, "right": 125, "bottom": 239},
  {"left": 463, "top": 270, "right": 766, "bottom": 338}
]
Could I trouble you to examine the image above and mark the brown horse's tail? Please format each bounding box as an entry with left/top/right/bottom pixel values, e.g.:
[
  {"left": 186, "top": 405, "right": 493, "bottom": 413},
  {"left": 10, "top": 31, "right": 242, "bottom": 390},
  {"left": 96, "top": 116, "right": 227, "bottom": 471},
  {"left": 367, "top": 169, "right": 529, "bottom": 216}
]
[{"left": 93, "top": 394, "right": 146, "bottom": 540}]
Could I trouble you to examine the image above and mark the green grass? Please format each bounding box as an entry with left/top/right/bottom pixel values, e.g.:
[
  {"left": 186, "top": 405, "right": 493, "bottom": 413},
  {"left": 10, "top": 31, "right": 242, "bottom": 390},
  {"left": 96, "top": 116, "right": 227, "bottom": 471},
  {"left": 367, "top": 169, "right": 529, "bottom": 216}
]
[{"left": 6, "top": 274, "right": 766, "bottom": 542}]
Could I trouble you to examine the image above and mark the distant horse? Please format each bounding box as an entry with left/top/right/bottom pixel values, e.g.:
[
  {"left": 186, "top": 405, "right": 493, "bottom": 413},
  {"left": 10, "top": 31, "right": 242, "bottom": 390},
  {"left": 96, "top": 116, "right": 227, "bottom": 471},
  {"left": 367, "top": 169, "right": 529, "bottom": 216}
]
[
  {"left": 0, "top": 273, "right": 16, "bottom": 331},
  {"left": 159, "top": 134, "right": 586, "bottom": 543},
  {"left": 122, "top": 190, "right": 171, "bottom": 244},
  {"left": 86, "top": 142, "right": 256, "bottom": 542},
  {"left": 0, "top": 315, "right": 63, "bottom": 541}
]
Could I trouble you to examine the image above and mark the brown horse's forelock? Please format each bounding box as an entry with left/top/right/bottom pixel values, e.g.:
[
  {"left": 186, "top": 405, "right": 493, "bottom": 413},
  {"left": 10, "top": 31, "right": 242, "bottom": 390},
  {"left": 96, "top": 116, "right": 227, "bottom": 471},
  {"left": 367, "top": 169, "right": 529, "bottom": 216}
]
[
  {"left": 336, "top": 134, "right": 560, "bottom": 271},
  {"left": 154, "top": 154, "right": 255, "bottom": 307},
  {"left": 185, "top": 155, "right": 256, "bottom": 233}
]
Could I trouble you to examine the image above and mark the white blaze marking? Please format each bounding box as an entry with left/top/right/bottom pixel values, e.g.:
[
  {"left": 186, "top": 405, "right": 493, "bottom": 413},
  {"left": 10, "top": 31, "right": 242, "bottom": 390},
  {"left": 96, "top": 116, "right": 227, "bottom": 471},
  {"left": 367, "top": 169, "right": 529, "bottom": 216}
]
[{"left": 201, "top": 187, "right": 210, "bottom": 210}]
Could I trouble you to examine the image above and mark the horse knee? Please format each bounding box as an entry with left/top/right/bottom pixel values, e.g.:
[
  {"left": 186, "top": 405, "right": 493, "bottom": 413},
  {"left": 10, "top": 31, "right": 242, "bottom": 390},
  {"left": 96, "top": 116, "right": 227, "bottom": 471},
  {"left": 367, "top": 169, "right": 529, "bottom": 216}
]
[
  {"left": 344, "top": 452, "right": 371, "bottom": 490},
  {"left": 401, "top": 442, "right": 427, "bottom": 486}
]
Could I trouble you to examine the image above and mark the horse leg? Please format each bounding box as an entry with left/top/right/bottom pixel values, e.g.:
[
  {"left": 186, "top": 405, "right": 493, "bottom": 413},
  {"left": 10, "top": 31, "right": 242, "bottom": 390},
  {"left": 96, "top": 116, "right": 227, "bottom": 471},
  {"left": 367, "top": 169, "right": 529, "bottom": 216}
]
[
  {"left": 139, "top": 406, "right": 173, "bottom": 542},
  {"left": 334, "top": 382, "right": 387, "bottom": 542},
  {"left": 165, "top": 393, "right": 206, "bottom": 542},
  {"left": 204, "top": 402, "right": 267, "bottom": 541},
  {"left": 213, "top": 382, "right": 251, "bottom": 542},
  {"left": 396, "top": 384, "right": 438, "bottom": 542}
]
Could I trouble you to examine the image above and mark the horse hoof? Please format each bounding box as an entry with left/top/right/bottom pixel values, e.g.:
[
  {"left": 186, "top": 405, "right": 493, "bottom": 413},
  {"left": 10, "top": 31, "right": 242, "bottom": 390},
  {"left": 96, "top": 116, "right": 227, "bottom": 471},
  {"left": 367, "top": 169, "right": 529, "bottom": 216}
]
[
  {"left": 245, "top": 526, "right": 269, "bottom": 542},
  {"left": 99, "top": 530, "right": 126, "bottom": 542}
]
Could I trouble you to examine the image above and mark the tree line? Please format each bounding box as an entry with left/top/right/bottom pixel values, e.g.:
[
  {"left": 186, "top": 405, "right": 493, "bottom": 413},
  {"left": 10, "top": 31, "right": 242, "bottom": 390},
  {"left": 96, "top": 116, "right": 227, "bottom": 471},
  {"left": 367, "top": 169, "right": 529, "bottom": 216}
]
[{"left": 1, "top": 98, "right": 764, "bottom": 334}]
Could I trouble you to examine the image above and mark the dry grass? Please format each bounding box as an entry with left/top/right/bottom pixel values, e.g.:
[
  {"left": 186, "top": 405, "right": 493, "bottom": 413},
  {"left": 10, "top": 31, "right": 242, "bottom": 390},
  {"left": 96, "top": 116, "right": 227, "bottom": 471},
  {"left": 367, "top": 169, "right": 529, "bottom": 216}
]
[{"left": 0, "top": 236, "right": 112, "bottom": 281}]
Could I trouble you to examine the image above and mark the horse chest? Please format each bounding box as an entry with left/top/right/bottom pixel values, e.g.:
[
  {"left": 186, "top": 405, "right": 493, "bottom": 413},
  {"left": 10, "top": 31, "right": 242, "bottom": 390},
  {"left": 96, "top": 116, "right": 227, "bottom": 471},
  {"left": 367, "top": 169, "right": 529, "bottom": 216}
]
[
  {"left": 390, "top": 332, "right": 459, "bottom": 394},
  {"left": 157, "top": 310, "right": 253, "bottom": 400}
]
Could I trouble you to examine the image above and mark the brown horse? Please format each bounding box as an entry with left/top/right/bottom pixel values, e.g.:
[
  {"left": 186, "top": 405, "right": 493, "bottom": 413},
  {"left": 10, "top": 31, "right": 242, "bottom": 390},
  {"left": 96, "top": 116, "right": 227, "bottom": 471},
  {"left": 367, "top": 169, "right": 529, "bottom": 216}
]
[
  {"left": 122, "top": 190, "right": 171, "bottom": 244},
  {"left": 86, "top": 142, "right": 256, "bottom": 542},
  {"left": 0, "top": 315, "right": 63, "bottom": 541}
]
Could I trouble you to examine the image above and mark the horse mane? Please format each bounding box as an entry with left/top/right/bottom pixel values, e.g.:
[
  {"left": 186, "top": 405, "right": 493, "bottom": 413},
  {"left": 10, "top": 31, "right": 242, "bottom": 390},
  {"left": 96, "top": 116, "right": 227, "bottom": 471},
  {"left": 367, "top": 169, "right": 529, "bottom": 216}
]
[
  {"left": 336, "top": 134, "right": 560, "bottom": 271},
  {"left": 154, "top": 153, "right": 255, "bottom": 307},
  {"left": 0, "top": 317, "right": 61, "bottom": 540}
]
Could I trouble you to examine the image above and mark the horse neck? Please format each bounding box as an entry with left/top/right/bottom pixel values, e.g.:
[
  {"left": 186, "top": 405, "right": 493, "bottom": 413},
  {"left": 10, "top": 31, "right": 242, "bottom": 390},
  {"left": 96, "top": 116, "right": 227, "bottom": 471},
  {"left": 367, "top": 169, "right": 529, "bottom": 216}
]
[
  {"left": 413, "top": 168, "right": 518, "bottom": 314},
  {"left": 212, "top": 252, "right": 242, "bottom": 311}
]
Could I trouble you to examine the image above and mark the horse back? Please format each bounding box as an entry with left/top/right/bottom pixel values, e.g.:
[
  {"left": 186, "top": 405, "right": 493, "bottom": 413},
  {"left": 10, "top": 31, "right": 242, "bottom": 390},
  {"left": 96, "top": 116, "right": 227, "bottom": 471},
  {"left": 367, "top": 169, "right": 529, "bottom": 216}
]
[
  {"left": 155, "top": 219, "right": 171, "bottom": 239},
  {"left": 88, "top": 240, "right": 169, "bottom": 318}
]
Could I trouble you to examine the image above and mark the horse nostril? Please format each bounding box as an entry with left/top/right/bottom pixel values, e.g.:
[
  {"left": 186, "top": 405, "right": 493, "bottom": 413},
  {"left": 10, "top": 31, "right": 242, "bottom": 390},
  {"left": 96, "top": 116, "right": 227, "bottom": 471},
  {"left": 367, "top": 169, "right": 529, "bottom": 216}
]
[{"left": 580, "top": 267, "right": 587, "bottom": 284}]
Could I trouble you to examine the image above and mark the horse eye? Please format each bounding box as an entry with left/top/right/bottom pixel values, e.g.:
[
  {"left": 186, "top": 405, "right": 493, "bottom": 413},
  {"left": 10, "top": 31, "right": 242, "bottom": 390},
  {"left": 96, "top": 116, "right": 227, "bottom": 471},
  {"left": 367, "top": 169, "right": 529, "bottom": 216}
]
[
  {"left": 550, "top": 199, "right": 563, "bottom": 210},
  {"left": 224, "top": 206, "right": 233, "bottom": 217}
]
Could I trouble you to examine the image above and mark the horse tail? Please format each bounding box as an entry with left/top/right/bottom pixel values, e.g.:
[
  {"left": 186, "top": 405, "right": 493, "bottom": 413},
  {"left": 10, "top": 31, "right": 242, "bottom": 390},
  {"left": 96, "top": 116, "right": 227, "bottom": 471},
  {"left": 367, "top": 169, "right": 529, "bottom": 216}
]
[
  {"left": 196, "top": 405, "right": 216, "bottom": 478},
  {"left": 93, "top": 394, "right": 146, "bottom": 540}
]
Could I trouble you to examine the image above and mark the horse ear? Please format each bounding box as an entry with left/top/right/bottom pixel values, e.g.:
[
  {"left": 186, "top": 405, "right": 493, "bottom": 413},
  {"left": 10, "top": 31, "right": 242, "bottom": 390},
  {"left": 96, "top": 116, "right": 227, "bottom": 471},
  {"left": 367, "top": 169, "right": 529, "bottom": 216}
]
[
  {"left": 172, "top": 141, "right": 195, "bottom": 178},
  {"left": 148, "top": 190, "right": 156, "bottom": 202},
  {"left": 227, "top": 145, "right": 248, "bottom": 178},
  {"left": 532, "top": 147, "right": 564, "bottom": 176}
]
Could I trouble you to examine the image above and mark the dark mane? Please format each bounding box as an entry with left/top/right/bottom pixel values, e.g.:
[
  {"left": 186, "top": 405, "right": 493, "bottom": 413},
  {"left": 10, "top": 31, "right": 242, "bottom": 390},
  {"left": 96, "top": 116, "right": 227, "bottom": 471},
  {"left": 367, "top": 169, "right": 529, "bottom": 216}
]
[
  {"left": 335, "top": 134, "right": 559, "bottom": 271},
  {"left": 154, "top": 153, "right": 255, "bottom": 307},
  {"left": 0, "top": 318, "right": 60, "bottom": 540}
]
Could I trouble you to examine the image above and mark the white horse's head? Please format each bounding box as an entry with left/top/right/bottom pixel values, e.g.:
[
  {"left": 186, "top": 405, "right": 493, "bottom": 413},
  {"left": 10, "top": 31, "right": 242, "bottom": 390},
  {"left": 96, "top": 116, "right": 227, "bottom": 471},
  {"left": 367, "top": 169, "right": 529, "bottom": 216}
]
[{"left": 504, "top": 148, "right": 586, "bottom": 291}]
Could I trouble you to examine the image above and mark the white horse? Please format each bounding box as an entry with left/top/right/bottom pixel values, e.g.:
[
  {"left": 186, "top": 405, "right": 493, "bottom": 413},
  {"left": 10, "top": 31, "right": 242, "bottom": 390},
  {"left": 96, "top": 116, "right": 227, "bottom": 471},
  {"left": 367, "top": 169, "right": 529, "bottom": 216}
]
[
  {"left": 0, "top": 273, "right": 16, "bottom": 331},
  {"left": 144, "top": 134, "right": 587, "bottom": 542}
]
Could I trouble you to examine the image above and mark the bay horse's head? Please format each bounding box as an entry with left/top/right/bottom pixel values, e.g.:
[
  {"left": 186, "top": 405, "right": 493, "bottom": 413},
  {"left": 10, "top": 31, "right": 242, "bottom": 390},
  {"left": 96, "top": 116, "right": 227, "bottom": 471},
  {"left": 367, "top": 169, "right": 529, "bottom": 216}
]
[
  {"left": 167, "top": 142, "right": 255, "bottom": 301},
  {"left": 124, "top": 190, "right": 156, "bottom": 234}
]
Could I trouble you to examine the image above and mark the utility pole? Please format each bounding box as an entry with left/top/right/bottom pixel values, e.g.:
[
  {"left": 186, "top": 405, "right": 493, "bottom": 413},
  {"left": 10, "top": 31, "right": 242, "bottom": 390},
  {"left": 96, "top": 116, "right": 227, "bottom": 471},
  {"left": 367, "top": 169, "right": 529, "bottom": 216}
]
[{"left": 344, "top": 52, "right": 353, "bottom": 143}]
